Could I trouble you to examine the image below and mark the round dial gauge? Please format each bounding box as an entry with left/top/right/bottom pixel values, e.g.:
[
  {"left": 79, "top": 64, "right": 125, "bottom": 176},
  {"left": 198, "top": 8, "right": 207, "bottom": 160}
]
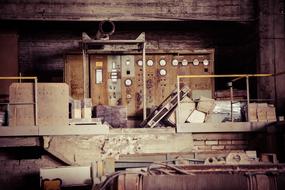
[
  {"left": 125, "top": 79, "right": 132, "bottom": 86},
  {"left": 182, "top": 59, "right": 188, "bottom": 66},
  {"left": 203, "top": 59, "right": 209, "bottom": 66},
  {"left": 159, "top": 69, "right": 167, "bottom": 76},
  {"left": 172, "top": 59, "right": 179, "bottom": 66},
  {"left": 193, "top": 59, "right": 199, "bottom": 66},
  {"left": 147, "top": 59, "right": 154, "bottom": 66},
  {"left": 137, "top": 60, "right": 143, "bottom": 66},
  {"left": 159, "top": 59, "right": 167, "bottom": 66}
]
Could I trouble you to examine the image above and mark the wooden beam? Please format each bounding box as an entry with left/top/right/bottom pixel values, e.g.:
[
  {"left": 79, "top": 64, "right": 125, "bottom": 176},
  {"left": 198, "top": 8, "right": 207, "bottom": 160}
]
[{"left": 0, "top": 0, "right": 256, "bottom": 22}]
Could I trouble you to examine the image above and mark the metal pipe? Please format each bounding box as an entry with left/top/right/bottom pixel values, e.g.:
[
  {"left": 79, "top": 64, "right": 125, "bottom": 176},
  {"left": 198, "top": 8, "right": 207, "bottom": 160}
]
[
  {"left": 34, "top": 78, "right": 38, "bottom": 126},
  {"left": 176, "top": 77, "right": 180, "bottom": 130},
  {"left": 82, "top": 47, "right": 87, "bottom": 98},
  {"left": 96, "top": 20, "right": 115, "bottom": 40},
  {"left": 246, "top": 76, "right": 250, "bottom": 122},
  {"left": 9, "top": 102, "right": 35, "bottom": 105},
  {"left": 231, "top": 77, "right": 244, "bottom": 82},
  {"left": 177, "top": 74, "right": 272, "bottom": 79},
  {"left": 228, "top": 82, "right": 234, "bottom": 122},
  {"left": 0, "top": 76, "right": 37, "bottom": 80},
  {"left": 142, "top": 42, "right": 147, "bottom": 120}
]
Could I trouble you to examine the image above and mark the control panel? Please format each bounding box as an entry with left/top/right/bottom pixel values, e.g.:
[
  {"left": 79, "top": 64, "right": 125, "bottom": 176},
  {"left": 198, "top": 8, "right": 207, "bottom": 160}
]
[{"left": 88, "top": 50, "right": 214, "bottom": 117}]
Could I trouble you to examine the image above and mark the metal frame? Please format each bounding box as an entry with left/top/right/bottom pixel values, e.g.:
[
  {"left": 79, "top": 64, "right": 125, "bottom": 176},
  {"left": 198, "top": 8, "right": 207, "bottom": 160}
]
[
  {"left": 0, "top": 76, "right": 38, "bottom": 126},
  {"left": 176, "top": 74, "right": 272, "bottom": 132},
  {"left": 80, "top": 33, "right": 147, "bottom": 119}
]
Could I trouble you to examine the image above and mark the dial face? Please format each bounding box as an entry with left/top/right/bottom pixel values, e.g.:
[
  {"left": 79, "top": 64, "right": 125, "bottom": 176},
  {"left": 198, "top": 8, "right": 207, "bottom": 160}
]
[
  {"left": 182, "top": 59, "right": 188, "bottom": 66},
  {"left": 147, "top": 59, "right": 154, "bottom": 66},
  {"left": 159, "top": 69, "right": 167, "bottom": 76},
  {"left": 203, "top": 59, "right": 209, "bottom": 66},
  {"left": 137, "top": 60, "right": 143, "bottom": 66},
  {"left": 125, "top": 79, "right": 132, "bottom": 86},
  {"left": 193, "top": 59, "right": 199, "bottom": 66},
  {"left": 159, "top": 59, "right": 167, "bottom": 66},
  {"left": 172, "top": 59, "right": 179, "bottom": 66}
]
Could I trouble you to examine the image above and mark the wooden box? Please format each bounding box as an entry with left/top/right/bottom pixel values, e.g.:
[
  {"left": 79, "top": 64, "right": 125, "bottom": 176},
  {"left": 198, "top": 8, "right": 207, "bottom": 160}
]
[{"left": 9, "top": 83, "right": 69, "bottom": 126}]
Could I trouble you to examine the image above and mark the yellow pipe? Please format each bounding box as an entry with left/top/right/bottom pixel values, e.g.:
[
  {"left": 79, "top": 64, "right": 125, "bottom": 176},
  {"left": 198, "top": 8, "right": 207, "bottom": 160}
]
[
  {"left": 0, "top": 76, "right": 37, "bottom": 80},
  {"left": 177, "top": 74, "right": 272, "bottom": 79}
]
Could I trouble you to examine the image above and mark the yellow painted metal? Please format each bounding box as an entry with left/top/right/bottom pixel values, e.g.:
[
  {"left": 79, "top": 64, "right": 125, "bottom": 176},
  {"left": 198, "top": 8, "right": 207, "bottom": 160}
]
[
  {"left": 176, "top": 73, "right": 273, "bottom": 131},
  {"left": 0, "top": 76, "right": 37, "bottom": 80},
  {"left": 177, "top": 74, "right": 272, "bottom": 79}
]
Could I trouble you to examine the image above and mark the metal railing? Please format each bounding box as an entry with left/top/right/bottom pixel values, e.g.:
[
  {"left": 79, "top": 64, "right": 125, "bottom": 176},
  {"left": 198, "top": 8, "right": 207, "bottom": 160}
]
[{"left": 0, "top": 76, "right": 38, "bottom": 126}]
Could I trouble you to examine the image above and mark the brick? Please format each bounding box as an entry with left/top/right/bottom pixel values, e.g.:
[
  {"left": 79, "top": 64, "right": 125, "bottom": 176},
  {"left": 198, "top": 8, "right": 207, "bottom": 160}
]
[
  {"left": 225, "top": 145, "right": 247, "bottom": 150},
  {"left": 205, "top": 140, "right": 218, "bottom": 145},
  {"left": 193, "top": 140, "right": 205, "bottom": 146},
  {"left": 197, "top": 146, "right": 212, "bottom": 150},
  {"left": 218, "top": 140, "right": 232, "bottom": 145},
  {"left": 231, "top": 140, "right": 248, "bottom": 145},
  {"left": 211, "top": 145, "right": 225, "bottom": 150},
  {"left": 193, "top": 133, "right": 248, "bottom": 141}
]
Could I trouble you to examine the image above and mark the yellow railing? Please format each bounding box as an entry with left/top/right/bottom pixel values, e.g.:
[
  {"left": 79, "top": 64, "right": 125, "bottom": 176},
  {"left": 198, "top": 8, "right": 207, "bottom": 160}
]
[
  {"left": 176, "top": 74, "right": 273, "bottom": 129},
  {"left": 0, "top": 76, "right": 38, "bottom": 126}
]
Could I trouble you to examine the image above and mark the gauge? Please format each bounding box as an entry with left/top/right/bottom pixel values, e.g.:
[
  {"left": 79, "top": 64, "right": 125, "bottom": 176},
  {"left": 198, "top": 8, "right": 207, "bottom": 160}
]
[
  {"left": 182, "top": 59, "right": 188, "bottom": 66},
  {"left": 203, "top": 59, "right": 209, "bottom": 66},
  {"left": 159, "top": 69, "right": 167, "bottom": 76},
  {"left": 147, "top": 59, "right": 154, "bottom": 66},
  {"left": 125, "top": 79, "right": 132, "bottom": 86},
  {"left": 159, "top": 59, "right": 167, "bottom": 66},
  {"left": 193, "top": 59, "right": 199, "bottom": 66},
  {"left": 137, "top": 60, "right": 143, "bottom": 66},
  {"left": 172, "top": 59, "right": 179, "bottom": 66}
]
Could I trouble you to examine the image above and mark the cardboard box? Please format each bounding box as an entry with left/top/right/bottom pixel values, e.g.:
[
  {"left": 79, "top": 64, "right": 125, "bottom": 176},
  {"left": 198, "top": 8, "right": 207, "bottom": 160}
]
[
  {"left": 257, "top": 103, "right": 268, "bottom": 122},
  {"left": 197, "top": 96, "right": 215, "bottom": 114},
  {"left": 186, "top": 110, "right": 206, "bottom": 123}
]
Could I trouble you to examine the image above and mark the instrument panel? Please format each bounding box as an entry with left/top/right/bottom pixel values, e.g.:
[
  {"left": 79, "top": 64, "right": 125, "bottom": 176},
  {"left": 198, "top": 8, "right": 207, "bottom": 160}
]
[{"left": 75, "top": 50, "right": 214, "bottom": 117}]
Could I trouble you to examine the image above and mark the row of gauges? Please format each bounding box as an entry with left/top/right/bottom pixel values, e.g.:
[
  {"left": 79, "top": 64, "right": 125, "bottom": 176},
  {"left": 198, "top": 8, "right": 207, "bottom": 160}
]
[
  {"left": 124, "top": 68, "right": 167, "bottom": 87},
  {"left": 137, "top": 59, "right": 209, "bottom": 67}
]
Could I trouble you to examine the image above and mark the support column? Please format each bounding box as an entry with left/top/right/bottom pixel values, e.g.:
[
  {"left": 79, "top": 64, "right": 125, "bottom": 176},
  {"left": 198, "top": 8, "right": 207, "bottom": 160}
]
[{"left": 258, "top": 0, "right": 285, "bottom": 115}]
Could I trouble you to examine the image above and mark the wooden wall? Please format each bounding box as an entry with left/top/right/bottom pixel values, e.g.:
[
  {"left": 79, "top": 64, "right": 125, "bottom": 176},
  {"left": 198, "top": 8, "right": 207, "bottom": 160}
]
[
  {"left": 8, "top": 21, "right": 257, "bottom": 89},
  {"left": 0, "top": 31, "right": 18, "bottom": 98},
  {"left": 257, "top": 0, "right": 285, "bottom": 115},
  {"left": 0, "top": 0, "right": 256, "bottom": 22}
]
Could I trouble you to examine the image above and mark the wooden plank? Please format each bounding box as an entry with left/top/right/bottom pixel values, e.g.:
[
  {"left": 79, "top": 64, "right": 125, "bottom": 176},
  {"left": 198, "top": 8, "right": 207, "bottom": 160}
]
[
  {"left": 177, "top": 122, "right": 268, "bottom": 133},
  {"left": 65, "top": 55, "right": 84, "bottom": 100},
  {"left": 0, "top": 0, "right": 256, "bottom": 22},
  {"left": 0, "top": 31, "right": 18, "bottom": 96}
]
